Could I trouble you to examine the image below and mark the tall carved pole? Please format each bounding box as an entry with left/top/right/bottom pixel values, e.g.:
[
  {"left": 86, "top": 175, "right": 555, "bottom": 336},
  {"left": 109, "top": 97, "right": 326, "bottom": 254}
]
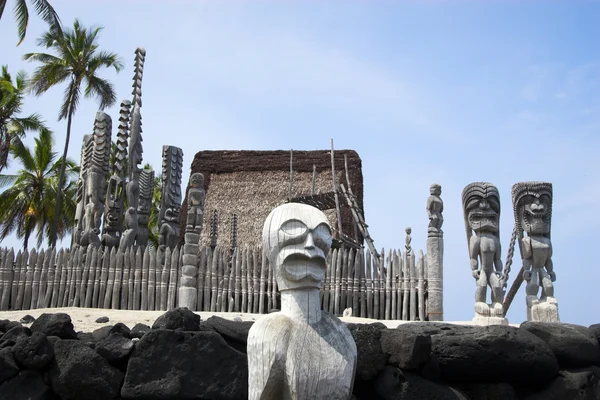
[
  {"left": 72, "top": 134, "right": 93, "bottom": 248},
  {"left": 80, "top": 112, "right": 112, "bottom": 247},
  {"left": 426, "top": 183, "right": 444, "bottom": 321},
  {"left": 178, "top": 173, "right": 206, "bottom": 309},
  {"left": 158, "top": 145, "right": 183, "bottom": 262},
  {"left": 462, "top": 182, "right": 508, "bottom": 326},
  {"left": 102, "top": 100, "right": 131, "bottom": 248},
  {"left": 136, "top": 168, "right": 154, "bottom": 246},
  {"left": 508, "top": 182, "right": 558, "bottom": 322},
  {"left": 120, "top": 47, "right": 146, "bottom": 250}
]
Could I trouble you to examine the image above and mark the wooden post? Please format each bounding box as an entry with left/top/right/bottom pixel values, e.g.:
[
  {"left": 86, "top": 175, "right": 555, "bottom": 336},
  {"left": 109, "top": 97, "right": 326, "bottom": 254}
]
[
  {"left": 196, "top": 247, "right": 206, "bottom": 312},
  {"left": 410, "top": 250, "right": 417, "bottom": 321},
  {"left": 141, "top": 246, "right": 149, "bottom": 310},
  {"left": 322, "top": 252, "right": 330, "bottom": 312},
  {"left": 167, "top": 246, "right": 179, "bottom": 310},
  {"left": 121, "top": 247, "right": 130, "bottom": 310},
  {"left": 289, "top": 149, "right": 294, "bottom": 200},
  {"left": 204, "top": 248, "right": 212, "bottom": 311},
  {"left": 84, "top": 246, "right": 97, "bottom": 308},
  {"left": 385, "top": 249, "right": 392, "bottom": 320},
  {"left": 330, "top": 139, "right": 344, "bottom": 239},
  {"left": 210, "top": 246, "right": 219, "bottom": 312},
  {"left": 352, "top": 248, "right": 359, "bottom": 314},
  {"left": 0, "top": 248, "right": 13, "bottom": 310},
  {"left": 417, "top": 250, "right": 425, "bottom": 321},
  {"left": 147, "top": 247, "right": 156, "bottom": 310},
  {"left": 266, "top": 249, "right": 272, "bottom": 312},
  {"left": 104, "top": 247, "right": 116, "bottom": 309},
  {"left": 91, "top": 247, "right": 103, "bottom": 308},
  {"left": 132, "top": 247, "right": 142, "bottom": 310},
  {"left": 332, "top": 249, "right": 340, "bottom": 315},
  {"left": 391, "top": 250, "right": 397, "bottom": 320},
  {"left": 111, "top": 249, "right": 123, "bottom": 309},
  {"left": 253, "top": 248, "right": 259, "bottom": 313},
  {"left": 218, "top": 248, "right": 226, "bottom": 312},
  {"left": 15, "top": 250, "right": 28, "bottom": 310},
  {"left": 127, "top": 246, "right": 135, "bottom": 310},
  {"left": 340, "top": 248, "right": 347, "bottom": 310},
  {"left": 67, "top": 248, "right": 79, "bottom": 307},
  {"left": 359, "top": 250, "right": 367, "bottom": 318},
  {"left": 10, "top": 250, "right": 21, "bottom": 310},
  {"left": 97, "top": 247, "right": 109, "bottom": 308},
  {"left": 259, "top": 248, "right": 266, "bottom": 314},
  {"left": 402, "top": 250, "right": 409, "bottom": 320},
  {"left": 240, "top": 247, "right": 247, "bottom": 313},
  {"left": 23, "top": 248, "right": 37, "bottom": 310},
  {"left": 160, "top": 247, "right": 171, "bottom": 311},
  {"left": 31, "top": 248, "right": 43, "bottom": 309},
  {"left": 227, "top": 249, "right": 236, "bottom": 312},
  {"left": 37, "top": 248, "right": 49, "bottom": 308},
  {"left": 312, "top": 164, "right": 316, "bottom": 195},
  {"left": 366, "top": 250, "right": 373, "bottom": 319}
]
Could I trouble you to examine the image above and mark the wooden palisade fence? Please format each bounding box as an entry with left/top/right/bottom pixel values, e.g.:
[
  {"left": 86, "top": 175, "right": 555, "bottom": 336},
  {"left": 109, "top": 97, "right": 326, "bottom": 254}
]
[{"left": 0, "top": 245, "right": 429, "bottom": 320}]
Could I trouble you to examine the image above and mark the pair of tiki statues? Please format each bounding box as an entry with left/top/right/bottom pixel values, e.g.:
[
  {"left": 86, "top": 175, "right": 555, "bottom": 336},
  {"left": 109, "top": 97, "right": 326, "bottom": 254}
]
[{"left": 462, "top": 181, "right": 558, "bottom": 323}]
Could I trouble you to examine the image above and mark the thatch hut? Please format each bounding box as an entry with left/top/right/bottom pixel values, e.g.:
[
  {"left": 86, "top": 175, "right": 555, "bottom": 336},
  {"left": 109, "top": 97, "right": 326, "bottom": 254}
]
[{"left": 179, "top": 150, "right": 364, "bottom": 249}]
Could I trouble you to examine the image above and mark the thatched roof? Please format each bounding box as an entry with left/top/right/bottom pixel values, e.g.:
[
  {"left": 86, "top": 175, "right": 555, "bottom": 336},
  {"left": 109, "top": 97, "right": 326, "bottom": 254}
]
[{"left": 179, "top": 150, "right": 364, "bottom": 248}]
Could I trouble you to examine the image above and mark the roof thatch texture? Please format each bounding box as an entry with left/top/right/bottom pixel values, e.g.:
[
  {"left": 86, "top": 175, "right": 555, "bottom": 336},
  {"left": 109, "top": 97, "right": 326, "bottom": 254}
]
[{"left": 179, "top": 150, "right": 364, "bottom": 248}]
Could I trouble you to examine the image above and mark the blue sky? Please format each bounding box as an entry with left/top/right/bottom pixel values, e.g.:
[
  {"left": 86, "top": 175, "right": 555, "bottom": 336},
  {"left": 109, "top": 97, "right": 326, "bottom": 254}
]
[{"left": 1, "top": 1, "right": 598, "bottom": 325}]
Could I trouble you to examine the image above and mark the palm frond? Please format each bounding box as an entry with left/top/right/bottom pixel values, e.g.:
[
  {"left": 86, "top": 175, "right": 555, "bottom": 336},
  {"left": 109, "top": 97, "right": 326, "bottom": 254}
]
[
  {"left": 84, "top": 75, "right": 117, "bottom": 109},
  {"left": 14, "top": 0, "right": 29, "bottom": 45}
]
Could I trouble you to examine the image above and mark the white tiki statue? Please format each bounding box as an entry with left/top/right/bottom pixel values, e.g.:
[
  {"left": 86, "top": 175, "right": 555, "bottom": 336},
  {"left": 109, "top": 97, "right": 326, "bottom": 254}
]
[{"left": 247, "top": 203, "right": 357, "bottom": 400}]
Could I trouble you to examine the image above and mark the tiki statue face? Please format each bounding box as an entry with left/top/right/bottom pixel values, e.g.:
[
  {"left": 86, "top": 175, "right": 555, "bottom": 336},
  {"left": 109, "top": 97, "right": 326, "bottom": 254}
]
[
  {"left": 263, "top": 203, "right": 332, "bottom": 291},
  {"left": 512, "top": 182, "right": 552, "bottom": 236},
  {"left": 190, "top": 173, "right": 204, "bottom": 188},
  {"left": 430, "top": 184, "right": 441, "bottom": 196},
  {"left": 462, "top": 182, "right": 500, "bottom": 234}
]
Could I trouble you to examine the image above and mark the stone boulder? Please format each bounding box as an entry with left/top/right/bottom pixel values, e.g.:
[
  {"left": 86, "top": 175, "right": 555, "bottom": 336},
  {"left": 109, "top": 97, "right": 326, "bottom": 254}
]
[
  {"left": 381, "top": 326, "right": 431, "bottom": 370},
  {"left": 30, "top": 313, "right": 77, "bottom": 340},
  {"left": 130, "top": 323, "right": 151, "bottom": 339},
  {"left": 121, "top": 329, "right": 247, "bottom": 399},
  {"left": 109, "top": 322, "right": 131, "bottom": 339},
  {"left": 520, "top": 322, "right": 600, "bottom": 368},
  {"left": 95, "top": 333, "right": 135, "bottom": 370},
  {"left": 521, "top": 366, "right": 600, "bottom": 400},
  {"left": 402, "top": 323, "right": 559, "bottom": 386},
  {"left": 91, "top": 325, "right": 113, "bottom": 342},
  {"left": 347, "top": 322, "right": 389, "bottom": 381},
  {"left": 590, "top": 324, "right": 600, "bottom": 346},
  {"left": 0, "top": 348, "right": 19, "bottom": 384},
  {"left": 151, "top": 308, "right": 200, "bottom": 331},
  {"left": 49, "top": 339, "right": 124, "bottom": 400},
  {"left": 11, "top": 332, "right": 54, "bottom": 370},
  {"left": 0, "top": 320, "right": 21, "bottom": 334},
  {"left": 0, "top": 326, "right": 31, "bottom": 349},
  {"left": 0, "top": 370, "right": 54, "bottom": 400},
  {"left": 373, "top": 366, "right": 468, "bottom": 400},
  {"left": 201, "top": 316, "right": 254, "bottom": 353}
]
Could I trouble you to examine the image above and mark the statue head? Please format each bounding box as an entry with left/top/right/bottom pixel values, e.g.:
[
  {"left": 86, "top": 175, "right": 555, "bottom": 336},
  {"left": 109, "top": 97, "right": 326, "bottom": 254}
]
[
  {"left": 190, "top": 173, "right": 204, "bottom": 188},
  {"left": 512, "top": 182, "right": 552, "bottom": 237},
  {"left": 263, "top": 203, "right": 332, "bottom": 291},
  {"left": 462, "top": 182, "right": 500, "bottom": 235},
  {"left": 430, "top": 183, "right": 441, "bottom": 196}
]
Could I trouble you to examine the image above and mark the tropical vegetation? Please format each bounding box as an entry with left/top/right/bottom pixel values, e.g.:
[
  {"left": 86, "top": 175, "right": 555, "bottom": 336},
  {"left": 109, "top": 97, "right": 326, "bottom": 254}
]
[
  {"left": 0, "top": 0, "right": 61, "bottom": 45},
  {"left": 23, "top": 18, "right": 123, "bottom": 246},
  {"left": 0, "top": 65, "right": 49, "bottom": 172},
  {"left": 0, "top": 129, "right": 78, "bottom": 250}
]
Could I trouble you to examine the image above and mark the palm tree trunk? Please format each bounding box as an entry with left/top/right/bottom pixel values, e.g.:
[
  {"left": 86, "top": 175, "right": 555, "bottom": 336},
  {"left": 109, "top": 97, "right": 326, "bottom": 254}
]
[{"left": 50, "top": 89, "right": 75, "bottom": 247}]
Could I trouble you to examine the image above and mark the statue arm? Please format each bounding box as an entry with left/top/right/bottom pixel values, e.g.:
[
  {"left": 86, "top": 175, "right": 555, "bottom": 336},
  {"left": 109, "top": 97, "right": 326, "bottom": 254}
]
[
  {"left": 247, "top": 315, "right": 291, "bottom": 400},
  {"left": 521, "top": 237, "right": 533, "bottom": 280},
  {"left": 545, "top": 242, "right": 555, "bottom": 281},
  {"left": 494, "top": 239, "right": 503, "bottom": 274},
  {"left": 469, "top": 236, "right": 480, "bottom": 277}
]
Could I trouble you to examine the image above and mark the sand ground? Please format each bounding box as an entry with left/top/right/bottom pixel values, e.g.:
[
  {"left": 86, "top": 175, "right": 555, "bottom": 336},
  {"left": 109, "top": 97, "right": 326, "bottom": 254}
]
[{"left": 0, "top": 307, "right": 508, "bottom": 332}]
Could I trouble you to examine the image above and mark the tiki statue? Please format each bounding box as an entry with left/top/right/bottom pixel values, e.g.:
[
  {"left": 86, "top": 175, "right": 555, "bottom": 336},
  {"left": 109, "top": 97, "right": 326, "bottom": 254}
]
[
  {"left": 158, "top": 145, "right": 183, "bottom": 260},
  {"left": 512, "top": 182, "right": 558, "bottom": 322},
  {"left": 186, "top": 173, "right": 205, "bottom": 234},
  {"left": 462, "top": 182, "right": 505, "bottom": 321},
  {"left": 247, "top": 203, "right": 357, "bottom": 400},
  {"left": 426, "top": 183, "right": 444, "bottom": 236}
]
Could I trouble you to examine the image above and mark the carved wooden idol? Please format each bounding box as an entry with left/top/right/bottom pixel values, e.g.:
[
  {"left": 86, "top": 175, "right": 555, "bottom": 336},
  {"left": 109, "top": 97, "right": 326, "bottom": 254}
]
[
  {"left": 512, "top": 182, "right": 558, "bottom": 322},
  {"left": 462, "top": 182, "right": 507, "bottom": 325},
  {"left": 247, "top": 203, "right": 357, "bottom": 400}
]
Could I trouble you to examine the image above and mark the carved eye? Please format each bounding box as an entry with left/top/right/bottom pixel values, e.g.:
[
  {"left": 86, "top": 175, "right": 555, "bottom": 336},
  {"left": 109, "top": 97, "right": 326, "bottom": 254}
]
[{"left": 279, "top": 219, "right": 308, "bottom": 236}]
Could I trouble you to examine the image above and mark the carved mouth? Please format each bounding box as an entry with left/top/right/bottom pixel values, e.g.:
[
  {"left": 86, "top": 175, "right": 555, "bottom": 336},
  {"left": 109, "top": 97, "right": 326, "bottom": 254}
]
[
  {"left": 282, "top": 253, "right": 326, "bottom": 282},
  {"left": 469, "top": 211, "right": 498, "bottom": 231}
]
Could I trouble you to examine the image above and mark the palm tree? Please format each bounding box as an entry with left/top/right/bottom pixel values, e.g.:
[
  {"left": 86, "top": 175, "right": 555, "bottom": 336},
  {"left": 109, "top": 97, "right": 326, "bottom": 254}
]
[
  {"left": 0, "top": 65, "right": 50, "bottom": 172},
  {"left": 23, "top": 19, "right": 123, "bottom": 246},
  {"left": 0, "top": 129, "right": 78, "bottom": 250},
  {"left": 0, "top": 0, "right": 61, "bottom": 45}
]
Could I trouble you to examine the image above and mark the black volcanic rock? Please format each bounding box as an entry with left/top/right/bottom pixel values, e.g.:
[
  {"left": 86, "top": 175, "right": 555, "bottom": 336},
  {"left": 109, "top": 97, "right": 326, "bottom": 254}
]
[
  {"left": 49, "top": 339, "right": 123, "bottom": 400},
  {"left": 11, "top": 332, "right": 54, "bottom": 370},
  {"left": 121, "top": 329, "right": 247, "bottom": 400},
  {"left": 30, "top": 313, "right": 77, "bottom": 340},
  {"left": 151, "top": 308, "right": 201, "bottom": 331},
  {"left": 348, "top": 322, "right": 389, "bottom": 381},
  {"left": 520, "top": 322, "right": 600, "bottom": 369}
]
